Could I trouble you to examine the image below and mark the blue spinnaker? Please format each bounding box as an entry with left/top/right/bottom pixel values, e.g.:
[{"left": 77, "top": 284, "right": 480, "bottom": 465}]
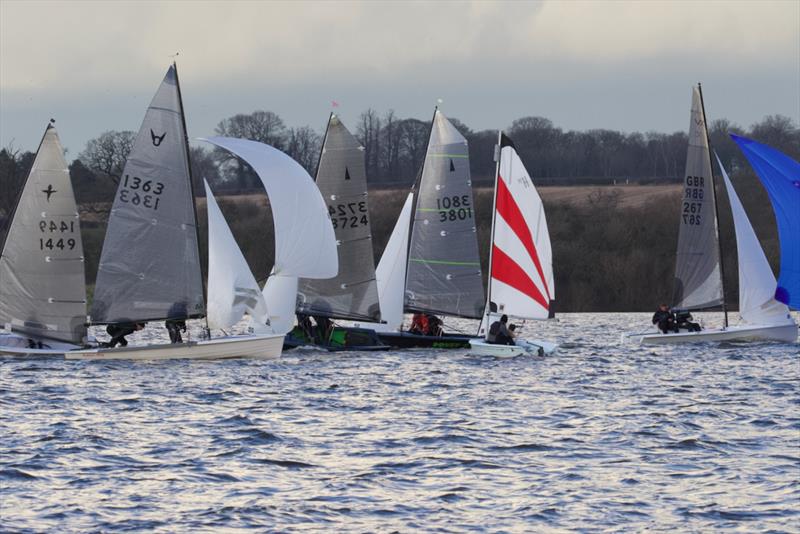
[{"left": 731, "top": 134, "right": 800, "bottom": 309}]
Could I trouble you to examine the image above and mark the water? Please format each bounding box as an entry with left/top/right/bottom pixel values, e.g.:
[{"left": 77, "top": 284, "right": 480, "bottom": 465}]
[{"left": 1, "top": 313, "right": 798, "bottom": 532}]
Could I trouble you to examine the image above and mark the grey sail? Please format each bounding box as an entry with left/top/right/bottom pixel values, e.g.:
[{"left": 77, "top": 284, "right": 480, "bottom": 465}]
[
  {"left": 0, "top": 124, "right": 87, "bottom": 343},
  {"left": 405, "top": 109, "right": 485, "bottom": 319},
  {"left": 90, "top": 65, "right": 205, "bottom": 324},
  {"left": 297, "top": 114, "right": 381, "bottom": 322},
  {"left": 672, "top": 87, "right": 723, "bottom": 310}
]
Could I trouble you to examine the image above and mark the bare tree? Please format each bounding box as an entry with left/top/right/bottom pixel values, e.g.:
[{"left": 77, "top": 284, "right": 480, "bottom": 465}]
[
  {"left": 286, "top": 126, "right": 322, "bottom": 175},
  {"left": 78, "top": 130, "right": 135, "bottom": 183}
]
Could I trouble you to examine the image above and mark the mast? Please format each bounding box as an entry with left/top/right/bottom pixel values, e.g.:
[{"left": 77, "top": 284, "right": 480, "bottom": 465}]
[
  {"left": 479, "top": 130, "right": 503, "bottom": 336},
  {"left": 173, "top": 61, "right": 209, "bottom": 329},
  {"left": 313, "top": 112, "right": 334, "bottom": 182},
  {"left": 697, "top": 82, "right": 728, "bottom": 328},
  {"left": 402, "top": 106, "right": 440, "bottom": 296}
]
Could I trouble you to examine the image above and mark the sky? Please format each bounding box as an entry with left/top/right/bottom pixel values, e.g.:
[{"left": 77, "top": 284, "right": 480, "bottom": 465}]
[{"left": 1, "top": 0, "right": 798, "bottom": 155}]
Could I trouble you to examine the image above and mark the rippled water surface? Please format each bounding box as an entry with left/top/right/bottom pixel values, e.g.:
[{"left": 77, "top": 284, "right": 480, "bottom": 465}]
[{"left": 2, "top": 313, "right": 799, "bottom": 532}]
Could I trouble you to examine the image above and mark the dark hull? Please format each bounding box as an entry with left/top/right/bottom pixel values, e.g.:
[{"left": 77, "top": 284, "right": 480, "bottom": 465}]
[
  {"left": 283, "top": 326, "right": 390, "bottom": 352},
  {"left": 376, "top": 331, "right": 473, "bottom": 349}
]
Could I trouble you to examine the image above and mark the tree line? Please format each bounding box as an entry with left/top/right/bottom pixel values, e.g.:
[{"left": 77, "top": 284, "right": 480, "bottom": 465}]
[{"left": 0, "top": 111, "right": 797, "bottom": 312}]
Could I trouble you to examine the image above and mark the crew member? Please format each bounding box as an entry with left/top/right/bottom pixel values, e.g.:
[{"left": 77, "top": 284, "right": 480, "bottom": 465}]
[
  {"left": 104, "top": 322, "right": 145, "bottom": 348},
  {"left": 487, "top": 315, "right": 515, "bottom": 345},
  {"left": 652, "top": 304, "right": 678, "bottom": 334}
]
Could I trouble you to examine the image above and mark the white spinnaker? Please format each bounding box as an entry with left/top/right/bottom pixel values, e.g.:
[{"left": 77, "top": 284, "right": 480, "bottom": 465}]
[
  {"left": 489, "top": 144, "right": 554, "bottom": 321},
  {"left": 262, "top": 274, "right": 298, "bottom": 335},
  {"left": 371, "top": 192, "right": 414, "bottom": 332},
  {"left": 716, "top": 155, "right": 791, "bottom": 326},
  {"left": 201, "top": 137, "right": 338, "bottom": 279},
  {"left": 204, "top": 180, "right": 269, "bottom": 330}
]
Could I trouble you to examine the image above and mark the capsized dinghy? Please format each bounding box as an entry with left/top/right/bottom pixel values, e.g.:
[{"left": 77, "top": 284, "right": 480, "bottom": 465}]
[
  {"left": 469, "top": 133, "right": 557, "bottom": 357},
  {"left": 0, "top": 122, "right": 88, "bottom": 356}
]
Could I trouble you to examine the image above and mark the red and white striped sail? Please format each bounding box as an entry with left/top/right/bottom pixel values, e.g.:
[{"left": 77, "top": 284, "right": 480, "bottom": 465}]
[{"left": 488, "top": 137, "right": 554, "bottom": 320}]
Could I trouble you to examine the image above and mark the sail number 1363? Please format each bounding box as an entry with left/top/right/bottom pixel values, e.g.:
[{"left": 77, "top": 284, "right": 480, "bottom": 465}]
[{"left": 119, "top": 174, "right": 165, "bottom": 210}]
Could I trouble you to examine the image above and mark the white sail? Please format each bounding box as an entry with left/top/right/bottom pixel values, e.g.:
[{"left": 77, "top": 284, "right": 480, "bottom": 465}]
[
  {"left": 371, "top": 192, "right": 415, "bottom": 332},
  {"left": 716, "top": 155, "right": 791, "bottom": 326},
  {"left": 487, "top": 137, "right": 554, "bottom": 321},
  {"left": 201, "top": 137, "right": 337, "bottom": 280},
  {"left": 262, "top": 274, "right": 298, "bottom": 335},
  {"left": 204, "top": 180, "right": 269, "bottom": 330},
  {"left": 0, "top": 124, "right": 86, "bottom": 344}
]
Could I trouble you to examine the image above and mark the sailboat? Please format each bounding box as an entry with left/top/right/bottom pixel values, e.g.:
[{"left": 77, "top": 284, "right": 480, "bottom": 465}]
[
  {"left": 0, "top": 122, "right": 88, "bottom": 355},
  {"left": 283, "top": 113, "right": 387, "bottom": 350},
  {"left": 625, "top": 85, "right": 797, "bottom": 344},
  {"left": 353, "top": 108, "right": 486, "bottom": 349},
  {"left": 68, "top": 65, "right": 335, "bottom": 360},
  {"left": 468, "top": 133, "right": 558, "bottom": 357}
]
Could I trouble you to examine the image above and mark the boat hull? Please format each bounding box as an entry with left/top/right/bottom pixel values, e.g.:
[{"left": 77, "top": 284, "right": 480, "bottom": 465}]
[
  {"left": 283, "top": 326, "right": 390, "bottom": 352},
  {"left": 625, "top": 323, "right": 798, "bottom": 345},
  {"left": 468, "top": 338, "right": 558, "bottom": 358},
  {"left": 66, "top": 334, "right": 284, "bottom": 361},
  {"left": 377, "top": 331, "right": 473, "bottom": 349},
  {"left": 0, "top": 332, "right": 80, "bottom": 356}
]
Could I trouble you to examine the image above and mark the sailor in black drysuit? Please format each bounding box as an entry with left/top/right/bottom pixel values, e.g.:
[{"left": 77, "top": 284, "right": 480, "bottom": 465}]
[
  {"left": 104, "top": 322, "right": 145, "bottom": 348},
  {"left": 165, "top": 319, "right": 187, "bottom": 343},
  {"left": 652, "top": 304, "right": 678, "bottom": 334},
  {"left": 488, "top": 314, "right": 516, "bottom": 345}
]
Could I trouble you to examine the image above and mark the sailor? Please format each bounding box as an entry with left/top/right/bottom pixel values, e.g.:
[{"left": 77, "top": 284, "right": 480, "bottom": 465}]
[
  {"left": 165, "top": 319, "right": 187, "bottom": 343},
  {"left": 104, "top": 322, "right": 145, "bottom": 348},
  {"left": 425, "top": 314, "right": 443, "bottom": 336},
  {"left": 652, "top": 304, "right": 678, "bottom": 334},
  {"left": 313, "top": 315, "right": 333, "bottom": 343},
  {"left": 487, "top": 315, "right": 515, "bottom": 345},
  {"left": 409, "top": 313, "right": 428, "bottom": 335},
  {"left": 675, "top": 310, "right": 702, "bottom": 332}
]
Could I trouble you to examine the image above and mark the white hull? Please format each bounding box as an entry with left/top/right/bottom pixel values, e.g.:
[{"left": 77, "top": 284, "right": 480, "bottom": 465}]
[
  {"left": 623, "top": 322, "right": 798, "bottom": 345},
  {"left": 66, "top": 334, "right": 284, "bottom": 361},
  {"left": 469, "top": 338, "right": 558, "bottom": 358},
  {"left": 0, "top": 332, "right": 80, "bottom": 356}
]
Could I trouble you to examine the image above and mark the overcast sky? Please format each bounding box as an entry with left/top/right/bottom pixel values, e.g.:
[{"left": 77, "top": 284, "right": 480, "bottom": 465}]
[{"left": 1, "top": 0, "right": 798, "bottom": 154}]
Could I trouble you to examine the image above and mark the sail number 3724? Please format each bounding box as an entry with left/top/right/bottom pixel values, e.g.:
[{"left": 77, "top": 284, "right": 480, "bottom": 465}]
[{"left": 119, "top": 174, "right": 165, "bottom": 210}]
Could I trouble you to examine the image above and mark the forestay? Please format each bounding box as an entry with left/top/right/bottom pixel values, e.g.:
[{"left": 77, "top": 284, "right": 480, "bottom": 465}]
[
  {"left": 91, "top": 65, "right": 205, "bottom": 324},
  {"left": 0, "top": 124, "right": 87, "bottom": 343},
  {"left": 297, "top": 114, "right": 381, "bottom": 322},
  {"left": 672, "top": 87, "right": 723, "bottom": 310},
  {"left": 405, "top": 109, "right": 484, "bottom": 319},
  {"left": 204, "top": 180, "right": 269, "bottom": 330},
  {"left": 731, "top": 134, "right": 800, "bottom": 310},
  {"left": 488, "top": 134, "right": 554, "bottom": 321},
  {"left": 716, "top": 156, "right": 790, "bottom": 325}
]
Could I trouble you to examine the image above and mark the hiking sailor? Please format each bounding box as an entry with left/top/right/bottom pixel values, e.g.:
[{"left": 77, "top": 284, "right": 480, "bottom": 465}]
[{"left": 487, "top": 314, "right": 515, "bottom": 345}]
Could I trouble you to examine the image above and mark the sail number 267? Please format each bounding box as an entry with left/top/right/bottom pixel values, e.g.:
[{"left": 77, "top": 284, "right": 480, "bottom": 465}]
[{"left": 119, "top": 174, "right": 165, "bottom": 210}]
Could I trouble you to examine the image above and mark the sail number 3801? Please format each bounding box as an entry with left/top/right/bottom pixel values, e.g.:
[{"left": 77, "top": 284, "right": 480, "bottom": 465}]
[
  {"left": 436, "top": 195, "right": 473, "bottom": 222},
  {"left": 119, "top": 174, "right": 165, "bottom": 210}
]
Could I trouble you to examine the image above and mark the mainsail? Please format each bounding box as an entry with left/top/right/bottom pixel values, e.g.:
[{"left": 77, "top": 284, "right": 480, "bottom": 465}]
[
  {"left": 716, "top": 155, "right": 790, "bottom": 325},
  {"left": 91, "top": 65, "right": 205, "bottom": 324},
  {"left": 671, "top": 86, "right": 724, "bottom": 310},
  {"left": 731, "top": 134, "right": 800, "bottom": 310},
  {"left": 0, "top": 124, "right": 87, "bottom": 343},
  {"left": 297, "top": 114, "right": 381, "bottom": 322},
  {"left": 405, "top": 109, "right": 484, "bottom": 319},
  {"left": 204, "top": 180, "right": 269, "bottom": 330},
  {"left": 487, "top": 133, "right": 554, "bottom": 321}
]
